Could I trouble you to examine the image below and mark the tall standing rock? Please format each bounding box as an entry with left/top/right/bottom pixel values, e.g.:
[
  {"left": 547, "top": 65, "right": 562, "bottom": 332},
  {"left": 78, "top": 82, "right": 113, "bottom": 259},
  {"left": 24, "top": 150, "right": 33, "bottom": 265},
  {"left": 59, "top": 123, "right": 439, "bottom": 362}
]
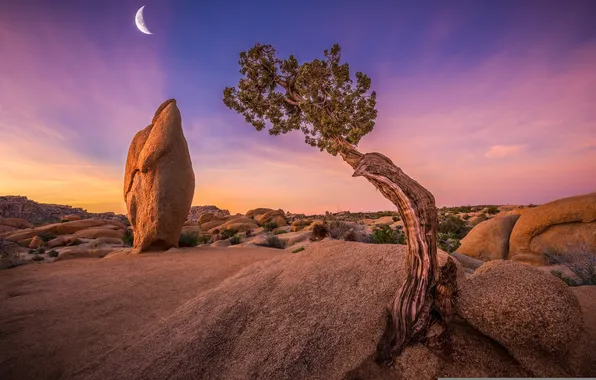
[{"left": 124, "top": 99, "right": 195, "bottom": 253}]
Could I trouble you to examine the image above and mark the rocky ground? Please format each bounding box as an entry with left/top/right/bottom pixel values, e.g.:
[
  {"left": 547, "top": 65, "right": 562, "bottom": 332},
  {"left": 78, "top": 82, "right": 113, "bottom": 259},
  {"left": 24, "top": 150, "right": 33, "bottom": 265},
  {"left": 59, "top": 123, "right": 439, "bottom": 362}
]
[{"left": 1, "top": 193, "right": 595, "bottom": 378}]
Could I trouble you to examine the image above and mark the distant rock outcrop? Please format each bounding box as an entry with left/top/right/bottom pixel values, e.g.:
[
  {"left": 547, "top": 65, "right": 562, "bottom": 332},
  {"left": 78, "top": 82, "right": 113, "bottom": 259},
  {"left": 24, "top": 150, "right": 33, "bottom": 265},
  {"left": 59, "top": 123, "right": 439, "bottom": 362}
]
[
  {"left": 187, "top": 205, "right": 230, "bottom": 222},
  {"left": 0, "top": 196, "right": 123, "bottom": 225},
  {"left": 123, "top": 99, "right": 195, "bottom": 253},
  {"left": 509, "top": 192, "right": 596, "bottom": 265}
]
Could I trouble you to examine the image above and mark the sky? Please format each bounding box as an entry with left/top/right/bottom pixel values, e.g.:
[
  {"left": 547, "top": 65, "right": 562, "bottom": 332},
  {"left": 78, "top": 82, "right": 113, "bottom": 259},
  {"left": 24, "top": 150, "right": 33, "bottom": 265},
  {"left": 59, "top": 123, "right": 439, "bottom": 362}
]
[{"left": 0, "top": 0, "right": 595, "bottom": 214}]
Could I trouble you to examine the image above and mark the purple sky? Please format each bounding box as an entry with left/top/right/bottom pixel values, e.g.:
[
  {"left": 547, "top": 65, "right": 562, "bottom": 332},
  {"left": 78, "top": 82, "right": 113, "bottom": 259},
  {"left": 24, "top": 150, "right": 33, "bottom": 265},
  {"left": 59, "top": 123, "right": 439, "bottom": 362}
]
[{"left": 1, "top": 0, "right": 595, "bottom": 214}]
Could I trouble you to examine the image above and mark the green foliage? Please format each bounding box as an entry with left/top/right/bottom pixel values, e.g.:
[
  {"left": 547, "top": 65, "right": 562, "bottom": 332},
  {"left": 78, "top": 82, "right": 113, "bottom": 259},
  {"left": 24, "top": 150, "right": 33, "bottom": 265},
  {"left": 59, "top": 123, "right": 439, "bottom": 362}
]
[
  {"left": 257, "top": 235, "right": 285, "bottom": 249},
  {"left": 123, "top": 230, "right": 134, "bottom": 247},
  {"left": 47, "top": 250, "right": 59, "bottom": 258},
  {"left": 38, "top": 232, "right": 56, "bottom": 242},
  {"left": 451, "top": 206, "right": 472, "bottom": 213},
  {"left": 220, "top": 228, "right": 238, "bottom": 240},
  {"left": 263, "top": 222, "right": 278, "bottom": 232},
  {"left": 551, "top": 270, "right": 577, "bottom": 286},
  {"left": 438, "top": 232, "right": 461, "bottom": 253},
  {"left": 371, "top": 225, "right": 405, "bottom": 245},
  {"left": 486, "top": 206, "right": 500, "bottom": 215},
  {"left": 32, "top": 254, "right": 45, "bottom": 262},
  {"left": 273, "top": 229, "right": 287, "bottom": 235},
  {"left": 230, "top": 235, "right": 242, "bottom": 245},
  {"left": 292, "top": 247, "right": 305, "bottom": 253},
  {"left": 392, "top": 216, "right": 400, "bottom": 222},
  {"left": 178, "top": 232, "right": 199, "bottom": 247},
  {"left": 28, "top": 247, "right": 45, "bottom": 255},
  {"left": 223, "top": 43, "right": 377, "bottom": 155},
  {"left": 438, "top": 215, "right": 470, "bottom": 239},
  {"left": 196, "top": 235, "right": 213, "bottom": 245}
]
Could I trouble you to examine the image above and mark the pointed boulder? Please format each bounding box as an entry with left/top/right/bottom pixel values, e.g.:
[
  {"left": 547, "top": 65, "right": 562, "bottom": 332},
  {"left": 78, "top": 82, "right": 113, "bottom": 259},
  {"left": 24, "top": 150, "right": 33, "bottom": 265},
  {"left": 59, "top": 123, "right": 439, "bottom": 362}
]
[{"left": 124, "top": 99, "right": 195, "bottom": 253}]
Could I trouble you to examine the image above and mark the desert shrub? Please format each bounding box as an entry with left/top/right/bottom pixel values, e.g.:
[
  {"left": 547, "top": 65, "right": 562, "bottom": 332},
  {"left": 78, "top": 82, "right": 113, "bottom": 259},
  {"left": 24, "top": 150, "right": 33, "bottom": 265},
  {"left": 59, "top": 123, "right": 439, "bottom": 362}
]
[
  {"left": 452, "top": 206, "right": 472, "bottom": 214},
  {"left": 32, "top": 254, "right": 44, "bottom": 262},
  {"left": 0, "top": 238, "right": 25, "bottom": 269},
  {"left": 122, "top": 218, "right": 131, "bottom": 227},
  {"left": 178, "top": 232, "right": 199, "bottom": 247},
  {"left": 551, "top": 270, "right": 576, "bottom": 286},
  {"left": 544, "top": 247, "right": 596, "bottom": 286},
  {"left": 392, "top": 216, "right": 400, "bottom": 222},
  {"left": 439, "top": 215, "right": 470, "bottom": 239},
  {"left": 263, "top": 222, "right": 278, "bottom": 232},
  {"left": 28, "top": 247, "right": 45, "bottom": 255},
  {"left": 257, "top": 235, "right": 285, "bottom": 249},
  {"left": 486, "top": 206, "right": 500, "bottom": 215},
  {"left": 371, "top": 225, "right": 404, "bottom": 245},
  {"left": 220, "top": 228, "right": 238, "bottom": 240},
  {"left": 462, "top": 214, "right": 471, "bottom": 220},
  {"left": 328, "top": 221, "right": 352, "bottom": 239},
  {"left": 310, "top": 223, "right": 328, "bottom": 241},
  {"left": 47, "top": 250, "right": 59, "bottom": 258},
  {"left": 273, "top": 229, "right": 287, "bottom": 235},
  {"left": 245, "top": 229, "right": 252, "bottom": 238},
  {"left": 292, "top": 246, "right": 305, "bottom": 253},
  {"left": 123, "top": 230, "right": 134, "bottom": 246},
  {"left": 438, "top": 232, "right": 461, "bottom": 253},
  {"left": 229, "top": 235, "right": 242, "bottom": 245},
  {"left": 196, "top": 235, "right": 212, "bottom": 245},
  {"left": 38, "top": 232, "right": 57, "bottom": 242}
]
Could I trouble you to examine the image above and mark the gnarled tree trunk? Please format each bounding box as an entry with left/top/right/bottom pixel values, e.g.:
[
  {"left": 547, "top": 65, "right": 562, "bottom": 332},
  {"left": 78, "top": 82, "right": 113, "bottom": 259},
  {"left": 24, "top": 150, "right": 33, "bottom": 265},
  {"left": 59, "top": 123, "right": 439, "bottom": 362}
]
[{"left": 334, "top": 138, "right": 455, "bottom": 365}]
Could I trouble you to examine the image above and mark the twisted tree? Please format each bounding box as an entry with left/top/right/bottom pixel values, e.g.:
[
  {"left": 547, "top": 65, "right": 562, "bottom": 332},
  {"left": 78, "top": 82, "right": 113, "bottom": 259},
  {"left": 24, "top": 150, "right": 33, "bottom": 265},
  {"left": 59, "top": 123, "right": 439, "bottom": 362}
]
[{"left": 223, "top": 43, "right": 456, "bottom": 364}]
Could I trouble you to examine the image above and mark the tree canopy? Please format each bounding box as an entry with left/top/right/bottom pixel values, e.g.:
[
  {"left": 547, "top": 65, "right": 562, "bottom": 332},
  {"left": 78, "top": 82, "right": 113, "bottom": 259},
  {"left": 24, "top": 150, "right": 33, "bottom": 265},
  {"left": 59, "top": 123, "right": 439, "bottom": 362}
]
[{"left": 223, "top": 43, "right": 378, "bottom": 155}]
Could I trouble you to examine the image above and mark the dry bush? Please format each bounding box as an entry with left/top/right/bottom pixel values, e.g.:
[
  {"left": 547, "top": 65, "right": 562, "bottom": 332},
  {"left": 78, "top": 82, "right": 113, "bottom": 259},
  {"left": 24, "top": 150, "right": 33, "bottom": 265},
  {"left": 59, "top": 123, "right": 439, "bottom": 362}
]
[{"left": 544, "top": 245, "right": 596, "bottom": 286}]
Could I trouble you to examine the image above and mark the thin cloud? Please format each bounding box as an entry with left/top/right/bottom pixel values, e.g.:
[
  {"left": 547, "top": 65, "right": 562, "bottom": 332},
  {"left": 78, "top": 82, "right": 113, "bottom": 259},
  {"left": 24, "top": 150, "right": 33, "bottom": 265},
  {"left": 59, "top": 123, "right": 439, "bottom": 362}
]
[{"left": 485, "top": 145, "right": 526, "bottom": 158}]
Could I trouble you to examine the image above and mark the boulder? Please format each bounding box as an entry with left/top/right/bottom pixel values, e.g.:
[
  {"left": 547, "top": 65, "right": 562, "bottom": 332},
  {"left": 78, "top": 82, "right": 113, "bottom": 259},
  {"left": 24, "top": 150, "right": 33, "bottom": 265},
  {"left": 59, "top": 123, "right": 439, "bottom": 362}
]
[
  {"left": 123, "top": 99, "right": 195, "bottom": 253},
  {"left": 457, "top": 260, "right": 584, "bottom": 377},
  {"left": 509, "top": 192, "right": 596, "bottom": 265},
  {"left": 47, "top": 236, "right": 68, "bottom": 248},
  {"left": 254, "top": 209, "right": 287, "bottom": 227},
  {"left": 187, "top": 205, "right": 230, "bottom": 222},
  {"left": 198, "top": 213, "right": 215, "bottom": 224},
  {"left": 0, "top": 217, "right": 34, "bottom": 229},
  {"left": 55, "top": 243, "right": 115, "bottom": 261},
  {"left": 60, "top": 214, "right": 81, "bottom": 222},
  {"left": 71, "top": 228, "right": 124, "bottom": 240},
  {"left": 28, "top": 235, "right": 44, "bottom": 249},
  {"left": 245, "top": 207, "right": 274, "bottom": 219},
  {"left": 458, "top": 214, "right": 521, "bottom": 261},
  {"left": 449, "top": 251, "right": 483, "bottom": 271},
  {"left": 200, "top": 219, "right": 227, "bottom": 231}
]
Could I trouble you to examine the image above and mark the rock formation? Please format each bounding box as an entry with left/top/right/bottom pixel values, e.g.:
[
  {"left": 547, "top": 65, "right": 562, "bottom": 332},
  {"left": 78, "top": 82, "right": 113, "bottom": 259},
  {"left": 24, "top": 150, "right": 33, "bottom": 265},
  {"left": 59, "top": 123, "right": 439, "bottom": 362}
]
[
  {"left": 0, "top": 196, "right": 123, "bottom": 225},
  {"left": 187, "top": 205, "right": 230, "bottom": 222},
  {"left": 457, "top": 214, "right": 521, "bottom": 261},
  {"left": 123, "top": 99, "right": 195, "bottom": 253},
  {"left": 509, "top": 192, "right": 596, "bottom": 265}
]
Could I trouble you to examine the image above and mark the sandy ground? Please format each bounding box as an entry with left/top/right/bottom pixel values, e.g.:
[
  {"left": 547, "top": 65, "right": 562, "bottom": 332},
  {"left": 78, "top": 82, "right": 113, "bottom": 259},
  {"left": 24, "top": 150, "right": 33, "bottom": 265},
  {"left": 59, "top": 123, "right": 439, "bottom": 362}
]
[{"left": 0, "top": 246, "right": 289, "bottom": 380}]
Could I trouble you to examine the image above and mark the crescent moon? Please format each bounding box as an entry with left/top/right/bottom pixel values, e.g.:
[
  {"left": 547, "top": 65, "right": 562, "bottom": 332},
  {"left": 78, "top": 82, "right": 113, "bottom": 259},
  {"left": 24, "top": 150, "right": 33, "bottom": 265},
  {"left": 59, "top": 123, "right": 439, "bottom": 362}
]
[{"left": 135, "top": 6, "right": 152, "bottom": 35}]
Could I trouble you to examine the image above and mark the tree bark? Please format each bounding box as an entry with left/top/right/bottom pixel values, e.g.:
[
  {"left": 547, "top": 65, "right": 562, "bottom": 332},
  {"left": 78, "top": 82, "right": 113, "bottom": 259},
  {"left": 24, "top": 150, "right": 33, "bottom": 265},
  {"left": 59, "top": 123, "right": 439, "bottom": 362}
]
[{"left": 334, "top": 137, "right": 447, "bottom": 364}]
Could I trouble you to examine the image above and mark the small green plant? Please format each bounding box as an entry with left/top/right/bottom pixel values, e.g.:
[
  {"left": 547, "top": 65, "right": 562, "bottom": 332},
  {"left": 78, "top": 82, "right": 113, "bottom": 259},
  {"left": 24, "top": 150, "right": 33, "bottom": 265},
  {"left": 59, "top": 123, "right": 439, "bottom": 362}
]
[
  {"left": 257, "top": 235, "right": 285, "bottom": 249},
  {"left": 220, "top": 228, "right": 238, "bottom": 240},
  {"left": 230, "top": 235, "right": 242, "bottom": 245},
  {"left": 178, "top": 232, "right": 199, "bottom": 247},
  {"left": 68, "top": 238, "right": 84, "bottom": 246},
  {"left": 28, "top": 247, "right": 45, "bottom": 255},
  {"left": 39, "top": 232, "right": 57, "bottom": 242},
  {"left": 392, "top": 216, "right": 400, "bottom": 222},
  {"left": 292, "top": 247, "right": 305, "bottom": 253},
  {"left": 263, "top": 222, "right": 278, "bottom": 232},
  {"left": 438, "top": 232, "right": 461, "bottom": 253},
  {"left": 462, "top": 214, "right": 471, "bottom": 220},
  {"left": 551, "top": 270, "right": 577, "bottom": 286},
  {"left": 196, "top": 235, "right": 212, "bottom": 245},
  {"left": 371, "top": 225, "right": 402, "bottom": 244},
  {"left": 123, "top": 230, "right": 134, "bottom": 246},
  {"left": 32, "top": 254, "right": 44, "bottom": 262},
  {"left": 486, "top": 206, "right": 500, "bottom": 215},
  {"left": 47, "top": 250, "right": 59, "bottom": 258}
]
